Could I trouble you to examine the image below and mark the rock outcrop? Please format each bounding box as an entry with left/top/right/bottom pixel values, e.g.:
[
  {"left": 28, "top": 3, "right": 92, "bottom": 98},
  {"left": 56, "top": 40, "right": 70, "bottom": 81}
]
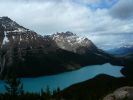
[{"left": 103, "top": 86, "right": 133, "bottom": 100}]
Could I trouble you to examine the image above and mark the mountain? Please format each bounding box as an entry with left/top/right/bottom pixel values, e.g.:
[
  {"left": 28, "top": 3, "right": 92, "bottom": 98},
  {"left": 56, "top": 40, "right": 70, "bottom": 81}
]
[
  {"left": 0, "top": 17, "right": 114, "bottom": 78},
  {"left": 107, "top": 45, "right": 133, "bottom": 56},
  {"left": 51, "top": 31, "right": 97, "bottom": 54}
]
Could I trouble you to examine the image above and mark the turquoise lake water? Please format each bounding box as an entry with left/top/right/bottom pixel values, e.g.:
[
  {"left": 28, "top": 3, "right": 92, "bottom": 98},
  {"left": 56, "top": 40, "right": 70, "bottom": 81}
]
[{"left": 0, "top": 63, "right": 123, "bottom": 93}]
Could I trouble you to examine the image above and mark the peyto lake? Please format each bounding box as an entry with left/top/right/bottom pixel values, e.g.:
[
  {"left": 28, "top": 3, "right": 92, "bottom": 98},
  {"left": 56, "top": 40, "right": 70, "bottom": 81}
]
[{"left": 0, "top": 63, "right": 123, "bottom": 93}]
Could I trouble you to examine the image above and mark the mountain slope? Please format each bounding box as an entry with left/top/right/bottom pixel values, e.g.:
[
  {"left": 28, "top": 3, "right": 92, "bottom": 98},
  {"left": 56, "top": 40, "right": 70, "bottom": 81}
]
[
  {"left": 0, "top": 17, "right": 112, "bottom": 78},
  {"left": 57, "top": 74, "right": 133, "bottom": 100}
]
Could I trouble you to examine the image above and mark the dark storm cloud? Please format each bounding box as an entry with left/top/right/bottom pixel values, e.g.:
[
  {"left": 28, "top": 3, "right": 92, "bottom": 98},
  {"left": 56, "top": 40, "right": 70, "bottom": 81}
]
[{"left": 110, "top": 0, "right": 133, "bottom": 20}]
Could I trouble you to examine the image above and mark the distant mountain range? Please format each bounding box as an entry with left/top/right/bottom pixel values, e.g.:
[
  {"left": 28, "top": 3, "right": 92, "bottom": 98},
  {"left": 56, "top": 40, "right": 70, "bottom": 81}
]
[
  {"left": 0, "top": 16, "right": 132, "bottom": 78},
  {"left": 107, "top": 45, "right": 133, "bottom": 56}
]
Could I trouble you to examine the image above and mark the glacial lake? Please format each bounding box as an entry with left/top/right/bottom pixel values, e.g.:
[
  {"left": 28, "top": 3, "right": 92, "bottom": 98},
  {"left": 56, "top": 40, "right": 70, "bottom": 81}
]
[{"left": 0, "top": 63, "right": 123, "bottom": 93}]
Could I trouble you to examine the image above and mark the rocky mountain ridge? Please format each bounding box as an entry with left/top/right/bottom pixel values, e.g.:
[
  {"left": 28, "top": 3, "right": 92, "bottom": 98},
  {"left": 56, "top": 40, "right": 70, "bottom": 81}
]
[
  {"left": 51, "top": 31, "right": 97, "bottom": 54},
  {"left": 0, "top": 17, "right": 48, "bottom": 48},
  {"left": 107, "top": 45, "right": 133, "bottom": 56}
]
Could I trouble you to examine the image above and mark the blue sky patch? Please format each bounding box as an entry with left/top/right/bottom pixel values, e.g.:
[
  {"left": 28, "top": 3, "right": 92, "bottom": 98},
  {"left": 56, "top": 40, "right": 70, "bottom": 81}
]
[{"left": 77, "top": 0, "right": 119, "bottom": 10}]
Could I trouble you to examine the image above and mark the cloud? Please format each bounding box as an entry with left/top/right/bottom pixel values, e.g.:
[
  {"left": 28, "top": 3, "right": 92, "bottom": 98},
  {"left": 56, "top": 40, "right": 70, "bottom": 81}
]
[
  {"left": 109, "top": 0, "right": 133, "bottom": 20},
  {"left": 0, "top": 1, "right": 86, "bottom": 34},
  {"left": 0, "top": 0, "right": 133, "bottom": 35},
  {"left": 0, "top": 0, "right": 100, "bottom": 4},
  {"left": 73, "top": 0, "right": 100, "bottom": 4},
  {"left": 0, "top": 0, "right": 105, "bottom": 35},
  {"left": 0, "top": 0, "right": 133, "bottom": 49}
]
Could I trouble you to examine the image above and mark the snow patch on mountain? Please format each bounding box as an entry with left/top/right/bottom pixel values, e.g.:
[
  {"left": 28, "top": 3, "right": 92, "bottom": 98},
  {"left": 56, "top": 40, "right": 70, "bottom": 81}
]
[
  {"left": 0, "top": 16, "right": 29, "bottom": 33},
  {"left": 2, "top": 31, "right": 9, "bottom": 45},
  {"left": 51, "top": 31, "right": 97, "bottom": 53}
]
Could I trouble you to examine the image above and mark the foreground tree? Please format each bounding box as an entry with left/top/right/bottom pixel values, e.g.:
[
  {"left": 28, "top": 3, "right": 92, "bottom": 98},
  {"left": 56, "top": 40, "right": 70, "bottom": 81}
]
[{"left": 4, "top": 75, "right": 23, "bottom": 96}]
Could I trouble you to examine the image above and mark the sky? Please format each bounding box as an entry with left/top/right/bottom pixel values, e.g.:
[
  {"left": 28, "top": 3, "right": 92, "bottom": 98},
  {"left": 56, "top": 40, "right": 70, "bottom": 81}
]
[{"left": 0, "top": 0, "right": 133, "bottom": 49}]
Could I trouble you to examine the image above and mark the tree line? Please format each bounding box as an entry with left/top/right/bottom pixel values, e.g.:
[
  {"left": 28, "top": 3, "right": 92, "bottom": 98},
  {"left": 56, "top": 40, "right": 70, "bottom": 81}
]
[{"left": 0, "top": 75, "right": 62, "bottom": 100}]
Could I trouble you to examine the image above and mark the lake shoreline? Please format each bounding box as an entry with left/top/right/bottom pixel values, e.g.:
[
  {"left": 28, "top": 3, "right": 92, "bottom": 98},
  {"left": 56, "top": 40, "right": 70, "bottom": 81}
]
[{"left": 0, "top": 63, "right": 123, "bottom": 93}]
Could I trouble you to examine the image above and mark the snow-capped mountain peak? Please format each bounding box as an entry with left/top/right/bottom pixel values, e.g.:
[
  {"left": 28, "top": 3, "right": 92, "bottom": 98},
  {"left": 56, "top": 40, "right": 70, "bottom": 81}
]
[
  {"left": 0, "top": 16, "right": 42, "bottom": 48},
  {"left": 0, "top": 16, "right": 28, "bottom": 33},
  {"left": 51, "top": 31, "right": 97, "bottom": 54}
]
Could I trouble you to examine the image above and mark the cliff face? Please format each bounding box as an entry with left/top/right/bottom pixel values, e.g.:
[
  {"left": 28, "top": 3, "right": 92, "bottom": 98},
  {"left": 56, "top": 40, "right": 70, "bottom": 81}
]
[{"left": 0, "top": 17, "right": 111, "bottom": 78}]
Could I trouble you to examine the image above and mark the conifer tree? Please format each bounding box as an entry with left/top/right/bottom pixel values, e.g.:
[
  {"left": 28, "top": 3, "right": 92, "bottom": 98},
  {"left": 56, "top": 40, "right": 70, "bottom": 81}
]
[{"left": 4, "top": 76, "right": 23, "bottom": 96}]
